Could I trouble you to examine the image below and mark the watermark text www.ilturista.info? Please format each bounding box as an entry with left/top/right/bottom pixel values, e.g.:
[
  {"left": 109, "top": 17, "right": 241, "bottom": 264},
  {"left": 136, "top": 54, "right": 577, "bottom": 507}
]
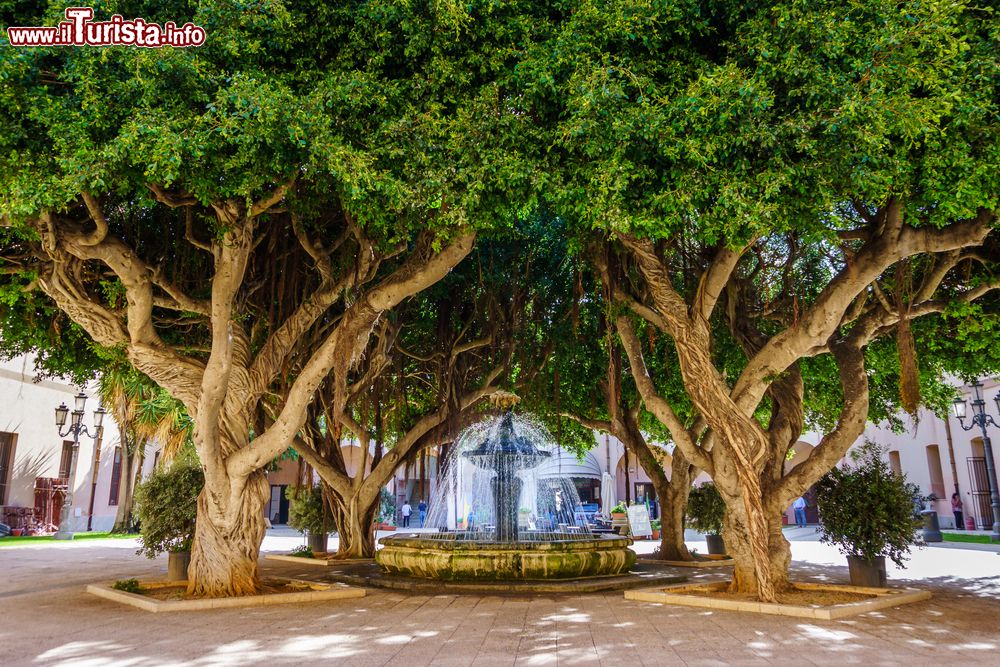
[{"left": 7, "top": 7, "right": 206, "bottom": 47}]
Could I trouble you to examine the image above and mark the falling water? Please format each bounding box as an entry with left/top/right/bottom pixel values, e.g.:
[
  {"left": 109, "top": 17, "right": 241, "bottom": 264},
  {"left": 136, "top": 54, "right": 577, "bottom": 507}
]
[{"left": 422, "top": 412, "right": 594, "bottom": 542}]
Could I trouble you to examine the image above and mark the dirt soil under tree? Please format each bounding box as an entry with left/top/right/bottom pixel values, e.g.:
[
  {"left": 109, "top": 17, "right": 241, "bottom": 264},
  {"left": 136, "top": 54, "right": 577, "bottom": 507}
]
[{"left": 674, "top": 584, "right": 874, "bottom": 606}]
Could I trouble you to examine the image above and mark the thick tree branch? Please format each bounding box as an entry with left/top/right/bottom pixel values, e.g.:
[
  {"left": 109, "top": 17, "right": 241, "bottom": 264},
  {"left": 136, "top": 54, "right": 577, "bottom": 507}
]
[
  {"left": 228, "top": 231, "right": 476, "bottom": 474},
  {"left": 560, "top": 412, "right": 613, "bottom": 433},
  {"left": 731, "top": 206, "right": 994, "bottom": 414},
  {"left": 617, "top": 234, "right": 690, "bottom": 334},
  {"left": 914, "top": 250, "right": 962, "bottom": 303},
  {"left": 249, "top": 177, "right": 296, "bottom": 217},
  {"left": 56, "top": 222, "right": 160, "bottom": 347},
  {"left": 693, "top": 244, "right": 750, "bottom": 323},
  {"left": 777, "top": 342, "right": 868, "bottom": 504},
  {"left": 79, "top": 192, "right": 109, "bottom": 246},
  {"left": 146, "top": 183, "right": 198, "bottom": 208},
  {"left": 291, "top": 212, "right": 334, "bottom": 284},
  {"left": 292, "top": 435, "right": 352, "bottom": 497},
  {"left": 150, "top": 266, "right": 211, "bottom": 315},
  {"left": 195, "top": 211, "right": 258, "bottom": 473},
  {"left": 616, "top": 315, "right": 711, "bottom": 473}
]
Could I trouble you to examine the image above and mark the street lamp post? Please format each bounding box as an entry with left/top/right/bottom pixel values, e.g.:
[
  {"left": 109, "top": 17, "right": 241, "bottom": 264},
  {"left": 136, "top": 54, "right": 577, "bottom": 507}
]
[
  {"left": 53, "top": 391, "right": 106, "bottom": 540},
  {"left": 951, "top": 379, "right": 1000, "bottom": 542}
]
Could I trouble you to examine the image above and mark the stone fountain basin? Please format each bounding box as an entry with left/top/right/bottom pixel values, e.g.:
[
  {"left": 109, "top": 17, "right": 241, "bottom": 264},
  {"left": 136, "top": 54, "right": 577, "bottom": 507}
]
[{"left": 375, "top": 533, "right": 636, "bottom": 581}]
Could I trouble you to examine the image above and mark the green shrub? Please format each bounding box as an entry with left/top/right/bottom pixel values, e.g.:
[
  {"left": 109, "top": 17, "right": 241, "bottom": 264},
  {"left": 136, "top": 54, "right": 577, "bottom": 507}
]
[
  {"left": 611, "top": 501, "right": 627, "bottom": 514},
  {"left": 112, "top": 578, "right": 142, "bottom": 593},
  {"left": 379, "top": 487, "right": 396, "bottom": 525},
  {"left": 687, "top": 483, "right": 725, "bottom": 535},
  {"left": 815, "top": 441, "right": 921, "bottom": 566},
  {"left": 286, "top": 484, "right": 327, "bottom": 535},
  {"left": 134, "top": 458, "right": 203, "bottom": 559},
  {"left": 650, "top": 519, "right": 661, "bottom": 531},
  {"left": 289, "top": 544, "right": 314, "bottom": 558}
]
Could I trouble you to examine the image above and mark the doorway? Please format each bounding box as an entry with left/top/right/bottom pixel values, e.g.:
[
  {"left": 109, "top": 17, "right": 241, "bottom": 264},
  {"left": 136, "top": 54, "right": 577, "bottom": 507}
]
[
  {"left": 267, "top": 484, "right": 289, "bottom": 525},
  {"left": 633, "top": 482, "right": 658, "bottom": 519}
]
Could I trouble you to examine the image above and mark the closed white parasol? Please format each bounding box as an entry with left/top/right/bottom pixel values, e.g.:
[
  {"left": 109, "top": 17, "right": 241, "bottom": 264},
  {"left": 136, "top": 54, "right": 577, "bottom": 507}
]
[{"left": 600, "top": 471, "right": 616, "bottom": 516}]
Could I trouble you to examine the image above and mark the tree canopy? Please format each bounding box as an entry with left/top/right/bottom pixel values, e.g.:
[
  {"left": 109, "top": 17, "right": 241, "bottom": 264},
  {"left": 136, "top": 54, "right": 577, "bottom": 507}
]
[
  {"left": 0, "top": 0, "right": 552, "bottom": 595},
  {"left": 0, "top": 0, "right": 997, "bottom": 601}
]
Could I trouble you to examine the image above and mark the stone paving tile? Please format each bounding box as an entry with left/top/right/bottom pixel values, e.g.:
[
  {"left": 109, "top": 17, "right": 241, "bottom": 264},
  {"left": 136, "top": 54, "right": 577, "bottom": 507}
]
[{"left": 1, "top": 539, "right": 999, "bottom": 666}]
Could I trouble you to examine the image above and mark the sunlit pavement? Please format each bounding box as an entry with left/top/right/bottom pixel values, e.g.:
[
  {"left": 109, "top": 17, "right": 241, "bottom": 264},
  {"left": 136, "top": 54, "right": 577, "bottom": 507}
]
[{"left": 0, "top": 530, "right": 997, "bottom": 666}]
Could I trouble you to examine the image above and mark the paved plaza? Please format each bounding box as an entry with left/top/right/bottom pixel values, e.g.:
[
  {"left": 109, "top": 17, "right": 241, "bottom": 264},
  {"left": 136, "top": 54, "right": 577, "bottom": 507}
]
[{"left": 0, "top": 531, "right": 997, "bottom": 666}]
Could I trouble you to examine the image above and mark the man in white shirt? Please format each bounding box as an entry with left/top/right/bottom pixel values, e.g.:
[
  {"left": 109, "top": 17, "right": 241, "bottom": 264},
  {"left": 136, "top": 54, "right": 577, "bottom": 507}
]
[
  {"left": 401, "top": 500, "right": 412, "bottom": 528},
  {"left": 793, "top": 496, "right": 807, "bottom": 528}
]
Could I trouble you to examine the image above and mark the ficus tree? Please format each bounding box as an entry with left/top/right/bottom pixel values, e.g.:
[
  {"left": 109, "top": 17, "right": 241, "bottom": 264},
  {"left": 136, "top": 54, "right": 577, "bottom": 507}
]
[
  {"left": 527, "top": 0, "right": 999, "bottom": 600},
  {"left": 522, "top": 256, "right": 699, "bottom": 562},
  {"left": 291, "top": 216, "right": 572, "bottom": 557},
  {"left": 0, "top": 1, "right": 542, "bottom": 595}
]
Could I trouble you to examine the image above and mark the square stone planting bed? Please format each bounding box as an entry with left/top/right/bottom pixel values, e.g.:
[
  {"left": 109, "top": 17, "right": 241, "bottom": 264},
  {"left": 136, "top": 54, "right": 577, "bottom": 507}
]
[
  {"left": 265, "top": 553, "right": 335, "bottom": 567},
  {"left": 87, "top": 577, "right": 365, "bottom": 613},
  {"left": 625, "top": 581, "right": 931, "bottom": 619},
  {"left": 265, "top": 553, "right": 376, "bottom": 567},
  {"left": 638, "top": 554, "right": 735, "bottom": 568}
]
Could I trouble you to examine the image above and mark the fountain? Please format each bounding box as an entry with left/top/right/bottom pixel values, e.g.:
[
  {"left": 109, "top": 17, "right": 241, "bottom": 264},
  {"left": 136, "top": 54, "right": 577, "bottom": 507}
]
[
  {"left": 375, "top": 393, "right": 636, "bottom": 581},
  {"left": 461, "top": 410, "right": 550, "bottom": 542}
]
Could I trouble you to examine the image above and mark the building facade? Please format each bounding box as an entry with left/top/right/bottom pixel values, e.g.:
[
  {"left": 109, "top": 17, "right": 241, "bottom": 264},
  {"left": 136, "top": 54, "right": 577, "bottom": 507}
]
[
  {"left": 265, "top": 383, "right": 1000, "bottom": 533},
  {"left": 861, "top": 379, "right": 999, "bottom": 530},
  {"left": 0, "top": 354, "right": 157, "bottom": 533}
]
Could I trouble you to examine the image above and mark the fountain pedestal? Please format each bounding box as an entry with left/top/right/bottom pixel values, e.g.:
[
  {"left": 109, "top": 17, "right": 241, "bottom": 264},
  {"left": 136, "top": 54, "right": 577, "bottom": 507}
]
[
  {"left": 375, "top": 534, "right": 636, "bottom": 581},
  {"left": 494, "top": 474, "right": 521, "bottom": 542}
]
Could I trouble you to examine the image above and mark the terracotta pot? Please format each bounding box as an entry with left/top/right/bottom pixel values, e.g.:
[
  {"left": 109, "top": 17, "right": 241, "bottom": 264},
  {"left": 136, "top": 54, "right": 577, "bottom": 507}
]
[
  {"left": 705, "top": 534, "right": 726, "bottom": 555},
  {"left": 611, "top": 512, "right": 627, "bottom": 521},
  {"left": 307, "top": 532, "right": 328, "bottom": 554},
  {"left": 11, "top": 528, "right": 23, "bottom": 537},
  {"left": 167, "top": 550, "right": 191, "bottom": 581},
  {"left": 651, "top": 529, "right": 661, "bottom": 540},
  {"left": 847, "top": 555, "right": 887, "bottom": 587}
]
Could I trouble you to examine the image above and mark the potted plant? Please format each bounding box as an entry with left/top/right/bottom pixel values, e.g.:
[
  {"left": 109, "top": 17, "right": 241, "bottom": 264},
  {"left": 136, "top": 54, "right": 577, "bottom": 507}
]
[
  {"left": 610, "top": 501, "right": 628, "bottom": 521},
  {"left": 377, "top": 488, "right": 397, "bottom": 531},
  {"left": 286, "top": 484, "right": 329, "bottom": 553},
  {"left": 815, "top": 442, "right": 921, "bottom": 587},
  {"left": 687, "top": 482, "right": 726, "bottom": 555},
  {"left": 650, "top": 519, "right": 661, "bottom": 540},
  {"left": 133, "top": 457, "right": 203, "bottom": 581}
]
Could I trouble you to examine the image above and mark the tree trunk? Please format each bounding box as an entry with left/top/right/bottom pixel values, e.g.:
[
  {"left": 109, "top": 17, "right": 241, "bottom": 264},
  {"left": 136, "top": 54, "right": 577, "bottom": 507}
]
[
  {"left": 111, "top": 447, "right": 135, "bottom": 533},
  {"left": 722, "top": 493, "right": 792, "bottom": 596},
  {"left": 656, "top": 465, "right": 693, "bottom": 561},
  {"left": 611, "top": 405, "right": 694, "bottom": 562},
  {"left": 186, "top": 469, "right": 269, "bottom": 597},
  {"left": 329, "top": 492, "right": 379, "bottom": 558},
  {"left": 122, "top": 446, "right": 145, "bottom": 530}
]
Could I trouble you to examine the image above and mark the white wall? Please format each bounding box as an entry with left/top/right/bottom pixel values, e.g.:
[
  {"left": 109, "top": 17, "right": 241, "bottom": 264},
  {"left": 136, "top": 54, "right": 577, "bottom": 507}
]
[
  {"left": 864, "top": 380, "right": 999, "bottom": 529},
  {"left": 0, "top": 354, "right": 157, "bottom": 533}
]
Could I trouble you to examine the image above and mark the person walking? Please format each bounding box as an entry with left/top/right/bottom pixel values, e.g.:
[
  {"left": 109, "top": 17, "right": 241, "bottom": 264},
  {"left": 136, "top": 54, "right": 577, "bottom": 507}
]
[
  {"left": 793, "top": 496, "right": 808, "bottom": 528},
  {"left": 401, "top": 500, "right": 412, "bottom": 528},
  {"left": 952, "top": 493, "right": 965, "bottom": 530},
  {"left": 418, "top": 499, "right": 428, "bottom": 528}
]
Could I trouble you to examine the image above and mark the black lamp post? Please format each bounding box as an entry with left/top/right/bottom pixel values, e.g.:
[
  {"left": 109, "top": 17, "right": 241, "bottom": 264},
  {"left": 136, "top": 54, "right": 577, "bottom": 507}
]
[
  {"left": 53, "top": 391, "right": 106, "bottom": 540},
  {"left": 951, "top": 380, "right": 1000, "bottom": 542}
]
